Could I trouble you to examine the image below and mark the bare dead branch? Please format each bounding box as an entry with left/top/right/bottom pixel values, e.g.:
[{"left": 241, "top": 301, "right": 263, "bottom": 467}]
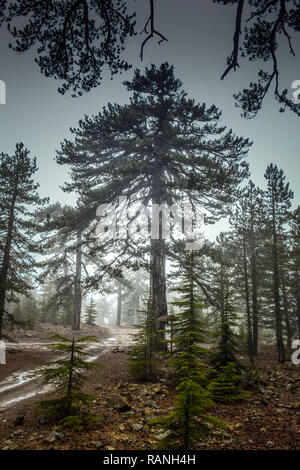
[{"left": 221, "top": 0, "right": 244, "bottom": 80}]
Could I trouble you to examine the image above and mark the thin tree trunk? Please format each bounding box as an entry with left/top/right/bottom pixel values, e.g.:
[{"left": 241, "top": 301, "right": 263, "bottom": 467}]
[
  {"left": 73, "top": 231, "right": 82, "bottom": 331},
  {"left": 242, "top": 234, "right": 253, "bottom": 361},
  {"left": 250, "top": 250, "right": 259, "bottom": 356},
  {"left": 149, "top": 170, "right": 168, "bottom": 349},
  {"left": 116, "top": 281, "right": 122, "bottom": 326},
  {"left": 271, "top": 191, "right": 285, "bottom": 363},
  {"left": 295, "top": 270, "right": 300, "bottom": 338},
  {"left": 66, "top": 338, "right": 75, "bottom": 415},
  {"left": 281, "top": 272, "right": 292, "bottom": 349},
  {"left": 249, "top": 185, "right": 259, "bottom": 356},
  {"left": 220, "top": 256, "right": 225, "bottom": 324},
  {"left": 0, "top": 189, "right": 17, "bottom": 339}
]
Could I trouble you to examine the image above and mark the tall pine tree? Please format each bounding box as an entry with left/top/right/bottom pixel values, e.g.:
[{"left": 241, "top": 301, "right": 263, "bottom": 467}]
[
  {"left": 56, "top": 63, "right": 251, "bottom": 345},
  {"left": 0, "top": 143, "right": 46, "bottom": 338}
]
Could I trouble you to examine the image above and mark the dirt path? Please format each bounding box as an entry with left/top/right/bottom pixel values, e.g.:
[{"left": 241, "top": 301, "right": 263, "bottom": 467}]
[{"left": 0, "top": 325, "right": 136, "bottom": 412}]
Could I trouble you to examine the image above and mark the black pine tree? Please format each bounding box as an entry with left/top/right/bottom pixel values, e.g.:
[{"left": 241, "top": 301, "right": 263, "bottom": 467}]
[
  {"left": 0, "top": 143, "right": 47, "bottom": 338},
  {"left": 150, "top": 253, "right": 227, "bottom": 449},
  {"left": 56, "top": 63, "right": 251, "bottom": 345},
  {"left": 84, "top": 299, "right": 98, "bottom": 326}
]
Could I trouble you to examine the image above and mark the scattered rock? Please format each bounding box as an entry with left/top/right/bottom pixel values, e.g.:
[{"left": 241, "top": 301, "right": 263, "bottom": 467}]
[
  {"left": 261, "top": 397, "right": 269, "bottom": 406},
  {"left": 14, "top": 416, "right": 24, "bottom": 426},
  {"left": 107, "top": 393, "right": 131, "bottom": 412},
  {"left": 113, "top": 347, "right": 124, "bottom": 353},
  {"left": 48, "top": 431, "right": 65, "bottom": 442},
  {"left": 94, "top": 441, "right": 105, "bottom": 449},
  {"left": 155, "top": 430, "right": 170, "bottom": 440},
  {"left": 131, "top": 423, "right": 143, "bottom": 432}
]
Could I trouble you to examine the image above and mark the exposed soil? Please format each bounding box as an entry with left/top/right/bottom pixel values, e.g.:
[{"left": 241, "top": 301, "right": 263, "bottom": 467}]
[{"left": 0, "top": 325, "right": 299, "bottom": 451}]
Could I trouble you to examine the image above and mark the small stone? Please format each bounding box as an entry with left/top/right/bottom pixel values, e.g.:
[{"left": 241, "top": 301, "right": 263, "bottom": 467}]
[
  {"left": 261, "top": 397, "right": 269, "bottom": 405},
  {"left": 94, "top": 441, "right": 105, "bottom": 449},
  {"left": 14, "top": 415, "right": 24, "bottom": 426},
  {"left": 155, "top": 430, "right": 170, "bottom": 440},
  {"left": 131, "top": 423, "right": 143, "bottom": 432},
  {"left": 48, "top": 431, "right": 65, "bottom": 442}
]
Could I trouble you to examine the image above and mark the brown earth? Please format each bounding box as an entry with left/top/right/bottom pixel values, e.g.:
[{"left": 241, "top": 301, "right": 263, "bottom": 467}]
[{"left": 0, "top": 326, "right": 299, "bottom": 450}]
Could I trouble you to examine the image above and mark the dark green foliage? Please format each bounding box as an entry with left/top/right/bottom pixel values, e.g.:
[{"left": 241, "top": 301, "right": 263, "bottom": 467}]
[
  {"left": 38, "top": 333, "right": 100, "bottom": 418},
  {"left": 128, "top": 307, "right": 157, "bottom": 381},
  {"left": 263, "top": 164, "right": 293, "bottom": 363},
  {"left": 209, "top": 285, "right": 250, "bottom": 404},
  {"left": 243, "top": 363, "right": 263, "bottom": 388},
  {"left": 56, "top": 62, "right": 251, "bottom": 333},
  {"left": 84, "top": 299, "right": 98, "bottom": 326},
  {"left": 208, "top": 362, "right": 250, "bottom": 404},
  {"left": 211, "top": 285, "right": 241, "bottom": 370},
  {"left": 0, "top": 1, "right": 136, "bottom": 96},
  {"left": 0, "top": 143, "right": 47, "bottom": 338},
  {"left": 59, "top": 413, "right": 103, "bottom": 432},
  {"left": 150, "top": 254, "right": 227, "bottom": 450}
]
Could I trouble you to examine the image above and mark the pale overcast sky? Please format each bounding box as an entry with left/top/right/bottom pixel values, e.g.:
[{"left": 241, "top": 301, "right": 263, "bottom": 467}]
[{"left": 0, "top": 0, "right": 299, "bottom": 239}]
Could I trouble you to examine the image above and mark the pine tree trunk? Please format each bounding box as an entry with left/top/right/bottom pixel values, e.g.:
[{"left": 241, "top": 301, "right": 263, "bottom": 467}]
[
  {"left": 249, "top": 193, "right": 259, "bottom": 356},
  {"left": 295, "top": 270, "right": 300, "bottom": 338},
  {"left": 73, "top": 231, "right": 82, "bottom": 331},
  {"left": 220, "top": 256, "right": 225, "bottom": 324},
  {"left": 250, "top": 250, "right": 259, "bottom": 356},
  {"left": 242, "top": 234, "right": 253, "bottom": 360},
  {"left": 0, "top": 189, "right": 17, "bottom": 339},
  {"left": 149, "top": 170, "right": 168, "bottom": 349},
  {"left": 271, "top": 191, "right": 285, "bottom": 363},
  {"left": 66, "top": 338, "right": 75, "bottom": 415},
  {"left": 116, "top": 281, "right": 122, "bottom": 326},
  {"left": 281, "top": 272, "right": 292, "bottom": 349}
]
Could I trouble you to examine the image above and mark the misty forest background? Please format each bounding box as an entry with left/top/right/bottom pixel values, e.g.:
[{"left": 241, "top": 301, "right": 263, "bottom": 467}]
[{"left": 0, "top": 0, "right": 300, "bottom": 450}]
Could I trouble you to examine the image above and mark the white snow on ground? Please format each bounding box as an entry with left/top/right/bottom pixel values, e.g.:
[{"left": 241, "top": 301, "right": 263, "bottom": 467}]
[{"left": 0, "top": 326, "right": 136, "bottom": 410}]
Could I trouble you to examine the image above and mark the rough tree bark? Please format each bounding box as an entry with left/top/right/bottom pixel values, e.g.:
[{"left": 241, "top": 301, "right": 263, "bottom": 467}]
[
  {"left": 242, "top": 233, "right": 253, "bottom": 361},
  {"left": 0, "top": 183, "right": 17, "bottom": 339},
  {"left": 281, "top": 272, "right": 292, "bottom": 349},
  {"left": 271, "top": 190, "right": 285, "bottom": 363},
  {"left": 73, "top": 230, "right": 82, "bottom": 331},
  {"left": 116, "top": 281, "right": 122, "bottom": 326}
]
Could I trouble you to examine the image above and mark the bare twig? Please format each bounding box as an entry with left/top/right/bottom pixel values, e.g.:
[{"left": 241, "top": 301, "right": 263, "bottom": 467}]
[
  {"left": 221, "top": 0, "right": 244, "bottom": 80},
  {"left": 140, "top": 0, "right": 168, "bottom": 60}
]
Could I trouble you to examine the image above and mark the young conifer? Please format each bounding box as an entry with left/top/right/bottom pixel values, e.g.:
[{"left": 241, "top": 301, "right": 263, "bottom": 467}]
[
  {"left": 38, "top": 333, "right": 99, "bottom": 419},
  {"left": 209, "top": 285, "right": 249, "bottom": 403},
  {"left": 150, "top": 253, "right": 227, "bottom": 450},
  {"left": 85, "top": 299, "right": 98, "bottom": 326},
  {"left": 128, "top": 306, "right": 157, "bottom": 381}
]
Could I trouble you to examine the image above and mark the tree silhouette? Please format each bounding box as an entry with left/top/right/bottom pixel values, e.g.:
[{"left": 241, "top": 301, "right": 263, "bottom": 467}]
[{"left": 0, "top": 1, "right": 299, "bottom": 116}]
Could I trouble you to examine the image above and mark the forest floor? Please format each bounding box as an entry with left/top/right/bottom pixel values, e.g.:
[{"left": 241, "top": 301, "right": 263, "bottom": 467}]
[{"left": 0, "top": 324, "right": 300, "bottom": 450}]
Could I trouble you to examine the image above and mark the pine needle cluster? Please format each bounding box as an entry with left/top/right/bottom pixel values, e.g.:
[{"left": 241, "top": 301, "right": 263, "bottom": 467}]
[
  {"left": 150, "top": 253, "right": 227, "bottom": 449},
  {"left": 38, "top": 333, "right": 100, "bottom": 419}
]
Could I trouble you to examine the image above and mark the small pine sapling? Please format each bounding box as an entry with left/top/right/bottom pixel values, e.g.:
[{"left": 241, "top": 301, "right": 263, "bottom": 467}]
[
  {"left": 209, "top": 285, "right": 250, "bottom": 403},
  {"left": 84, "top": 298, "right": 98, "bottom": 326},
  {"left": 128, "top": 307, "right": 157, "bottom": 381},
  {"left": 208, "top": 362, "right": 250, "bottom": 403},
  {"left": 38, "top": 333, "right": 101, "bottom": 422},
  {"left": 150, "top": 253, "right": 227, "bottom": 449},
  {"left": 211, "top": 284, "right": 241, "bottom": 370}
]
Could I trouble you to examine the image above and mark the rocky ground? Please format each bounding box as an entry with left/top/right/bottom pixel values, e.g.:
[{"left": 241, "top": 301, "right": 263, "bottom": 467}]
[{"left": 0, "top": 326, "right": 299, "bottom": 450}]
